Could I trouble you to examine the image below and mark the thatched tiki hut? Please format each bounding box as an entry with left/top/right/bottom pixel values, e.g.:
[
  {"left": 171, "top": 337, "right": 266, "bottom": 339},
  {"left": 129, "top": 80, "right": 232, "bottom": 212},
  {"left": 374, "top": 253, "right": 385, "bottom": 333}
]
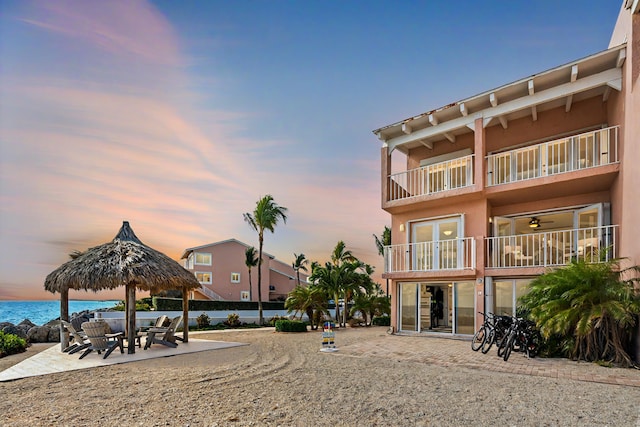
[{"left": 45, "top": 221, "right": 200, "bottom": 354}]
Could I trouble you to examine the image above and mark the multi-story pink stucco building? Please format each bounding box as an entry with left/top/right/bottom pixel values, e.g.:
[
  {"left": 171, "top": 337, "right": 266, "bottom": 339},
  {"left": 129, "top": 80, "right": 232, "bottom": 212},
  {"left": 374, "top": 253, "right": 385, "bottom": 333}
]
[
  {"left": 374, "top": 1, "right": 639, "bottom": 350},
  {"left": 181, "top": 239, "right": 307, "bottom": 302}
]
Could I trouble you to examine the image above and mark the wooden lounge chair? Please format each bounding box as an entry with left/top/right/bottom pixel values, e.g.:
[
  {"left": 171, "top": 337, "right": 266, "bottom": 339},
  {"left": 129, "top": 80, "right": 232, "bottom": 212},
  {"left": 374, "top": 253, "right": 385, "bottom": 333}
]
[
  {"left": 79, "top": 321, "right": 124, "bottom": 360},
  {"left": 130, "top": 315, "right": 169, "bottom": 348},
  {"left": 61, "top": 320, "right": 90, "bottom": 354},
  {"left": 144, "top": 315, "right": 183, "bottom": 350}
]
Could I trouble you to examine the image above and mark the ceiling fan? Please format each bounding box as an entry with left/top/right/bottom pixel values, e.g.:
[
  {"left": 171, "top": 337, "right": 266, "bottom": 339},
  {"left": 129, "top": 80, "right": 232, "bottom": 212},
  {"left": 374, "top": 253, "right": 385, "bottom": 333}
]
[{"left": 528, "top": 217, "right": 554, "bottom": 229}]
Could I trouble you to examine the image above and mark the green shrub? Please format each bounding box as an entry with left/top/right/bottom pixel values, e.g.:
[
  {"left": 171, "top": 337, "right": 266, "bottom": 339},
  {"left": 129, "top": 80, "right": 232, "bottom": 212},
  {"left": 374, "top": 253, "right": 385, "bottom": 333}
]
[
  {"left": 268, "top": 315, "right": 286, "bottom": 326},
  {"left": 275, "top": 320, "right": 307, "bottom": 332},
  {"left": 112, "top": 299, "right": 153, "bottom": 312},
  {"left": 196, "top": 313, "right": 210, "bottom": 328},
  {"left": 372, "top": 316, "right": 391, "bottom": 326},
  {"left": 224, "top": 313, "right": 241, "bottom": 327},
  {"left": 0, "top": 331, "right": 28, "bottom": 358}
]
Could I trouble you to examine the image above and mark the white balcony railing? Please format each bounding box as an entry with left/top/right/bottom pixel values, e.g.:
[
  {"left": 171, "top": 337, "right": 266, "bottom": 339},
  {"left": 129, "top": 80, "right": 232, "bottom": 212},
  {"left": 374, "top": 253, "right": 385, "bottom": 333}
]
[
  {"left": 388, "top": 155, "right": 474, "bottom": 202},
  {"left": 486, "top": 126, "right": 619, "bottom": 186},
  {"left": 486, "top": 225, "right": 617, "bottom": 268},
  {"left": 384, "top": 237, "right": 476, "bottom": 273}
]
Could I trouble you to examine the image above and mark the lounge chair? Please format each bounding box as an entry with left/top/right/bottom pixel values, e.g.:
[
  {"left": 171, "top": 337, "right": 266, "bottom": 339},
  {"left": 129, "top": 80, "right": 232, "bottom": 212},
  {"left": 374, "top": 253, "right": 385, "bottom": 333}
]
[
  {"left": 60, "top": 320, "right": 90, "bottom": 354},
  {"left": 79, "top": 321, "right": 124, "bottom": 360},
  {"left": 129, "top": 315, "right": 169, "bottom": 348},
  {"left": 144, "top": 315, "right": 183, "bottom": 350}
]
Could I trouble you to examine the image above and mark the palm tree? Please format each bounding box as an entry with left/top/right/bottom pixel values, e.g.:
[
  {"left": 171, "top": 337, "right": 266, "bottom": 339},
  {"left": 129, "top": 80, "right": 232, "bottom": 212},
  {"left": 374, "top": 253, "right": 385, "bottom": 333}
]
[
  {"left": 243, "top": 195, "right": 288, "bottom": 325},
  {"left": 292, "top": 253, "right": 309, "bottom": 287},
  {"left": 284, "top": 284, "right": 328, "bottom": 330},
  {"left": 373, "top": 226, "right": 391, "bottom": 296},
  {"left": 331, "top": 240, "right": 356, "bottom": 267},
  {"left": 244, "top": 246, "right": 258, "bottom": 302},
  {"left": 519, "top": 257, "right": 640, "bottom": 367}
]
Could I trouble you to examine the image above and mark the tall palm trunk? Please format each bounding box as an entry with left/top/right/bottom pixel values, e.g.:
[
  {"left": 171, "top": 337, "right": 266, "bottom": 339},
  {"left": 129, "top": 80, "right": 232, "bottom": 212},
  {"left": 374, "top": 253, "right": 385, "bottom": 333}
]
[{"left": 257, "top": 232, "right": 264, "bottom": 325}]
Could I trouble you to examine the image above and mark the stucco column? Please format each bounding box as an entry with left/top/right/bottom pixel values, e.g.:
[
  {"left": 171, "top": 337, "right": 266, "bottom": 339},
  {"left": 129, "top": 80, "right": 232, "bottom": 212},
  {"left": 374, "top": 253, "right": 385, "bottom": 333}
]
[
  {"left": 474, "top": 117, "right": 486, "bottom": 191},
  {"left": 381, "top": 146, "right": 391, "bottom": 206}
]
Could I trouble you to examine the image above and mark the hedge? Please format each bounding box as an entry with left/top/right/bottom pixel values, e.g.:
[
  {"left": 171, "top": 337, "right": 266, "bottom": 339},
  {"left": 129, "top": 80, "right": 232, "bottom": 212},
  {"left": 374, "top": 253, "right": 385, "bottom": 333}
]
[
  {"left": 274, "top": 320, "right": 307, "bottom": 332},
  {"left": 152, "top": 297, "right": 285, "bottom": 312}
]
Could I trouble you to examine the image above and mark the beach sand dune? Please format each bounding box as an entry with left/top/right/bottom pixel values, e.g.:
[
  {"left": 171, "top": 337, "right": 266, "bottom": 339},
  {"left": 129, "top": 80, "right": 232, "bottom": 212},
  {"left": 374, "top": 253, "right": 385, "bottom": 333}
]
[{"left": 1, "top": 327, "right": 638, "bottom": 426}]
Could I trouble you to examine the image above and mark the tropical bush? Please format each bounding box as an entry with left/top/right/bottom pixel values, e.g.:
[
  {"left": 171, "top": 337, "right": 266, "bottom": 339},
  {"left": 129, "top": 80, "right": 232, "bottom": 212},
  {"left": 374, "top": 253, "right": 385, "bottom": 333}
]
[
  {"left": 113, "top": 298, "right": 153, "bottom": 311},
  {"left": 275, "top": 319, "right": 307, "bottom": 332},
  {"left": 196, "top": 313, "right": 210, "bottom": 328},
  {"left": 0, "top": 331, "right": 28, "bottom": 358},
  {"left": 372, "top": 315, "right": 391, "bottom": 326},
  {"left": 519, "top": 257, "right": 640, "bottom": 367},
  {"left": 224, "top": 313, "right": 241, "bottom": 327}
]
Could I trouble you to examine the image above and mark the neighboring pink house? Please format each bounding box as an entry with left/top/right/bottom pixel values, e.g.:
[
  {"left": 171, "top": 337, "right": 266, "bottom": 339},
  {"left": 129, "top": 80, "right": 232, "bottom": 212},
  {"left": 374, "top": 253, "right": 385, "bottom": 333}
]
[
  {"left": 373, "top": 1, "right": 639, "bottom": 342},
  {"left": 181, "top": 239, "right": 307, "bottom": 302}
]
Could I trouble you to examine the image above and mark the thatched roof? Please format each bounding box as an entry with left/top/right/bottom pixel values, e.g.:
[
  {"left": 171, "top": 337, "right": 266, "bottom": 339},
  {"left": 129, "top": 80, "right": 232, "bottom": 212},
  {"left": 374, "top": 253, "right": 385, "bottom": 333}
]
[{"left": 44, "top": 221, "right": 200, "bottom": 294}]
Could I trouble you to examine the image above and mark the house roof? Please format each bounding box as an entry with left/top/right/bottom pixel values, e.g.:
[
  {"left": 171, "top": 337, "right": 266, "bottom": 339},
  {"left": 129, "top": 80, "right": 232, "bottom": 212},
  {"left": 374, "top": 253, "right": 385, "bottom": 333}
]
[
  {"left": 373, "top": 44, "right": 627, "bottom": 155},
  {"left": 180, "top": 238, "right": 275, "bottom": 260}
]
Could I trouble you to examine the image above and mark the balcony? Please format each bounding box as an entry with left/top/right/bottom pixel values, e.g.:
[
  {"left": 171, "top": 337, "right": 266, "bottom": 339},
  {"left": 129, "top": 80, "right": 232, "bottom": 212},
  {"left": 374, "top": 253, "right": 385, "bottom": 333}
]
[
  {"left": 388, "top": 155, "right": 474, "bottom": 202},
  {"left": 486, "top": 225, "right": 617, "bottom": 269},
  {"left": 384, "top": 237, "right": 476, "bottom": 273},
  {"left": 486, "top": 126, "right": 619, "bottom": 187}
]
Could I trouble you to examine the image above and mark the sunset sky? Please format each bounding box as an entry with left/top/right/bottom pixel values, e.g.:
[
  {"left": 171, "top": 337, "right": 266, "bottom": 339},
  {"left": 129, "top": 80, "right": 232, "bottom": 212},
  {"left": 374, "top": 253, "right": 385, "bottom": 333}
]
[{"left": 0, "top": 1, "right": 621, "bottom": 300}]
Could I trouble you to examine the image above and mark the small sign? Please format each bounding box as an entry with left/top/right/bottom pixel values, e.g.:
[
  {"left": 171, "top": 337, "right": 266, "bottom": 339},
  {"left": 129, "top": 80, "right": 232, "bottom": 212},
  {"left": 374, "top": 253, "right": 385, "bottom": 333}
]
[{"left": 320, "top": 321, "right": 338, "bottom": 352}]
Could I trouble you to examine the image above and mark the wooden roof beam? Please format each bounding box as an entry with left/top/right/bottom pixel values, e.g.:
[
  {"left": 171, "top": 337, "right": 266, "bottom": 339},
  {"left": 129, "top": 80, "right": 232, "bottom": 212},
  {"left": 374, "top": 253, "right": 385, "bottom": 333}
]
[
  {"left": 489, "top": 92, "right": 498, "bottom": 107},
  {"left": 428, "top": 114, "right": 438, "bottom": 126},
  {"left": 498, "top": 116, "right": 508, "bottom": 129},
  {"left": 459, "top": 103, "right": 468, "bottom": 116},
  {"left": 419, "top": 140, "right": 433, "bottom": 149},
  {"left": 565, "top": 94, "right": 573, "bottom": 112},
  {"left": 444, "top": 133, "right": 456, "bottom": 143},
  {"left": 402, "top": 123, "right": 412, "bottom": 134}
]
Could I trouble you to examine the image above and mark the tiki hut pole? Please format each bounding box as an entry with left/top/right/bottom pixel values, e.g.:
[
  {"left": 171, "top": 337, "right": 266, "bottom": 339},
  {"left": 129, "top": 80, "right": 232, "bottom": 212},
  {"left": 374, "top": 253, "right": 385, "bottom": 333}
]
[
  {"left": 60, "top": 287, "right": 69, "bottom": 350},
  {"left": 182, "top": 287, "right": 189, "bottom": 343},
  {"left": 126, "top": 284, "right": 137, "bottom": 354}
]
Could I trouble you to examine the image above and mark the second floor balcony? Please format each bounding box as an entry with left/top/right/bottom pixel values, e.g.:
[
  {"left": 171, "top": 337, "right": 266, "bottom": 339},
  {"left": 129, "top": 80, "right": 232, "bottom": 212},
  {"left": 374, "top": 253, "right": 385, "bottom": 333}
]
[{"left": 384, "top": 237, "right": 476, "bottom": 273}]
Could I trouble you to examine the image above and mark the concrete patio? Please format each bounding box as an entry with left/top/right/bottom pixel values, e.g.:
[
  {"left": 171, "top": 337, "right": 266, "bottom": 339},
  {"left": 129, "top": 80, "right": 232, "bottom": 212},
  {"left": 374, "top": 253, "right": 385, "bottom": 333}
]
[{"left": 0, "top": 336, "right": 247, "bottom": 382}]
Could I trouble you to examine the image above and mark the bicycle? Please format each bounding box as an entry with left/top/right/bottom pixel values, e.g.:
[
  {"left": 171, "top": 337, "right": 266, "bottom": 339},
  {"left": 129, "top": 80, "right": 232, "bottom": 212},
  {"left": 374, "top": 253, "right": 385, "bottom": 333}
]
[
  {"left": 471, "top": 312, "right": 493, "bottom": 351},
  {"left": 499, "top": 317, "right": 541, "bottom": 361},
  {"left": 480, "top": 314, "right": 512, "bottom": 354}
]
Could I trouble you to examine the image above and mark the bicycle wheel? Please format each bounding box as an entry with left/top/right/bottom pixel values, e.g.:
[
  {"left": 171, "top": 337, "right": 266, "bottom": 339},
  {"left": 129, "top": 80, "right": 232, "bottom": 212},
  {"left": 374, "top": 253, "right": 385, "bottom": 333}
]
[
  {"left": 502, "top": 333, "right": 516, "bottom": 361},
  {"left": 497, "top": 330, "right": 511, "bottom": 357},
  {"left": 526, "top": 331, "right": 542, "bottom": 358},
  {"left": 471, "top": 326, "right": 486, "bottom": 351},
  {"left": 480, "top": 327, "right": 495, "bottom": 354}
]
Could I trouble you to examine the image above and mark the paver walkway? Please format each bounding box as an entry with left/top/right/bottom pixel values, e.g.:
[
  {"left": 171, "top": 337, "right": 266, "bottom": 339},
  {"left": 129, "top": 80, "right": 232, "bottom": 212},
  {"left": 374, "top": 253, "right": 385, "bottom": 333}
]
[{"left": 337, "top": 332, "right": 640, "bottom": 387}]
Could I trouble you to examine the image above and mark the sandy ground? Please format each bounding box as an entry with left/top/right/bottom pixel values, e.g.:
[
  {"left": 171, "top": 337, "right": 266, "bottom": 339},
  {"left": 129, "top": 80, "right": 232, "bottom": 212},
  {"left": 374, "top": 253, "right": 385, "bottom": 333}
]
[{"left": 1, "top": 327, "right": 639, "bottom": 426}]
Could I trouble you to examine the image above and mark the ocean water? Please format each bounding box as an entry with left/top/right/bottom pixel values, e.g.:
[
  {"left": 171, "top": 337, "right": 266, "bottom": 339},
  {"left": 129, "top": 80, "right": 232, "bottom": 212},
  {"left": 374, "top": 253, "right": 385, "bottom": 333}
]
[{"left": 0, "top": 300, "right": 121, "bottom": 326}]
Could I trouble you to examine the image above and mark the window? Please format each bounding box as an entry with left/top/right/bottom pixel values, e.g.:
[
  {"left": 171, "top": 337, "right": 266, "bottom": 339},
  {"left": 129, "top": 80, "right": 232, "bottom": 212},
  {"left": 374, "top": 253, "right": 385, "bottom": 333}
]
[
  {"left": 231, "top": 272, "right": 240, "bottom": 283},
  {"left": 240, "top": 291, "right": 250, "bottom": 301},
  {"left": 195, "top": 272, "right": 212, "bottom": 284},
  {"left": 195, "top": 252, "right": 212, "bottom": 266}
]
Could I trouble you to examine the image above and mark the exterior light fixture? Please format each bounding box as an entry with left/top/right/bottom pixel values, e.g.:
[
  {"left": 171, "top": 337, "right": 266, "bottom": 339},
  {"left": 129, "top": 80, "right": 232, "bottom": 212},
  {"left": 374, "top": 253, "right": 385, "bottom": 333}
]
[{"left": 529, "top": 217, "right": 541, "bottom": 228}]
